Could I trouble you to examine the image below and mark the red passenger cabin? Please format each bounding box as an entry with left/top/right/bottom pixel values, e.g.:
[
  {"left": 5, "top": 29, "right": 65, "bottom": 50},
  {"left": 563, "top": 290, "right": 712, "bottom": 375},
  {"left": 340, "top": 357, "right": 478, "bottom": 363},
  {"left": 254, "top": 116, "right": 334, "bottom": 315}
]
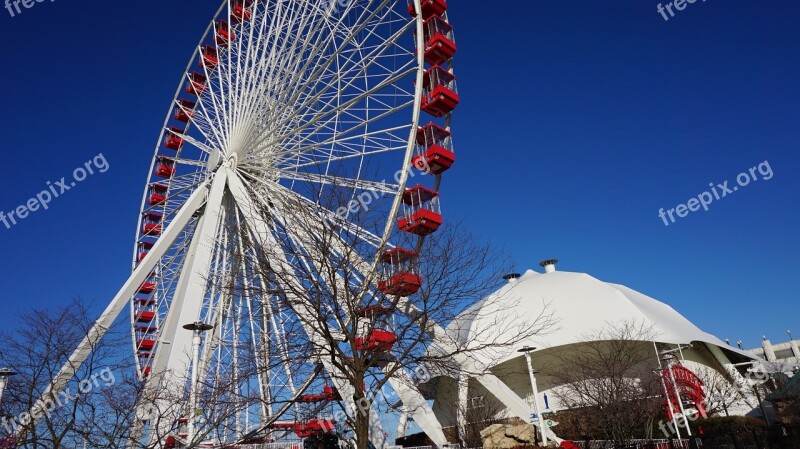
[
  {"left": 201, "top": 45, "right": 219, "bottom": 70},
  {"left": 148, "top": 183, "right": 168, "bottom": 206},
  {"left": 137, "top": 338, "right": 156, "bottom": 351},
  {"left": 355, "top": 329, "right": 397, "bottom": 352},
  {"left": 142, "top": 212, "right": 163, "bottom": 237},
  {"left": 412, "top": 123, "right": 455, "bottom": 175},
  {"left": 134, "top": 298, "right": 156, "bottom": 327},
  {"left": 164, "top": 127, "right": 185, "bottom": 150},
  {"left": 294, "top": 420, "right": 335, "bottom": 439},
  {"left": 408, "top": 0, "right": 447, "bottom": 19},
  {"left": 421, "top": 66, "right": 459, "bottom": 117},
  {"left": 357, "top": 305, "right": 394, "bottom": 319},
  {"left": 267, "top": 422, "right": 297, "bottom": 430},
  {"left": 138, "top": 240, "right": 155, "bottom": 262},
  {"left": 422, "top": 16, "right": 456, "bottom": 66},
  {"left": 138, "top": 274, "right": 156, "bottom": 294},
  {"left": 378, "top": 248, "right": 422, "bottom": 297},
  {"left": 298, "top": 385, "right": 341, "bottom": 403},
  {"left": 187, "top": 72, "right": 207, "bottom": 96},
  {"left": 155, "top": 156, "right": 176, "bottom": 179},
  {"left": 215, "top": 20, "right": 235, "bottom": 47},
  {"left": 173, "top": 100, "right": 196, "bottom": 123},
  {"left": 136, "top": 310, "right": 156, "bottom": 323},
  {"left": 231, "top": 0, "right": 253, "bottom": 23},
  {"left": 398, "top": 185, "right": 442, "bottom": 236}
]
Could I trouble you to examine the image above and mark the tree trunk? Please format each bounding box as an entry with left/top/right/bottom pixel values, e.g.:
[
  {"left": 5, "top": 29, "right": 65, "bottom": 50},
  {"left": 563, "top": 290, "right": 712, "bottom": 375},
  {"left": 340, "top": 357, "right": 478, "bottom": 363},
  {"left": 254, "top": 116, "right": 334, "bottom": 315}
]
[{"left": 354, "top": 396, "right": 371, "bottom": 449}]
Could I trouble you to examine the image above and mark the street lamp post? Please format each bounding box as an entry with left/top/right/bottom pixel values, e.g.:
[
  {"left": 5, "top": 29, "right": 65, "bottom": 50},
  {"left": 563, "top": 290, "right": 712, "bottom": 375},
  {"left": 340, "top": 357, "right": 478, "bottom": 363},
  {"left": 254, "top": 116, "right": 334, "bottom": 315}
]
[
  {"left": 519, "top": 346, "right": 548, "bottom": 447},
  {"left": 183, "top": 322, "right": 214, "bottom": 445},
  {"left": 0, "top": 368, "right": 18, "bottom": 406}
]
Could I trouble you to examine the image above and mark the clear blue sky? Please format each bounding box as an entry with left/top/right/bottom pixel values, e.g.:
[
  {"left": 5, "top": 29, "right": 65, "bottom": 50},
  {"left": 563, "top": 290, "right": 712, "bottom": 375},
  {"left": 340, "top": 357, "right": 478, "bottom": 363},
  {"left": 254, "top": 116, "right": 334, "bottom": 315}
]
[{"left": 0, "top": 1, "right": 797, "bottom": 352}]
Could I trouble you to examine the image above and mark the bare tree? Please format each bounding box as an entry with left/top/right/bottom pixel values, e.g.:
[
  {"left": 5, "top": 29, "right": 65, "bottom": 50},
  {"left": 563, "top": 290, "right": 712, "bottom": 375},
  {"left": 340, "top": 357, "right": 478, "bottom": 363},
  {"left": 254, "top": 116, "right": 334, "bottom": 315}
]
[
  {"left": 0, "top": 299, "right": 133, "bottom": 448},
  {"left": 238, "top": 180, "right": 554, "bottom": 449},
  {"left": 546, "top": 321, "right": 663, "bottom": 442},
  {"left": 696, "top": 368, "right": 747, "bottom": 417},
  {"left": 457, "top": 396, "right": 507, "bottom": 448}
]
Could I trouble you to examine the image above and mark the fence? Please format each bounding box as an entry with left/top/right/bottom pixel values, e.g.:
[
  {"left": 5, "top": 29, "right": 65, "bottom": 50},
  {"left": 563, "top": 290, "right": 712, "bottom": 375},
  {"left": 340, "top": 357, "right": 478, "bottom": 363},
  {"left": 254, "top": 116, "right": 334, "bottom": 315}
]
[
  {"left": 235, "top": 442, "right": 304, "bottom": 449},
  {"left": 572, "top": 439, "right": 699, "bottom": 449}
]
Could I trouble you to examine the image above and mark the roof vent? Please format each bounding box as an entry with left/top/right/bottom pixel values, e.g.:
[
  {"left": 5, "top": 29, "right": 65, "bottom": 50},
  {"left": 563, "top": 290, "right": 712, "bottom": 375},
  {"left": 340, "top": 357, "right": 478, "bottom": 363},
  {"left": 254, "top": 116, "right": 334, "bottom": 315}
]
[
  {"left": 539, "top": 259, "right": 558, "bottom": 273},
  {"left": 503, "top": 273, "right": 522, "bottom": 283}
]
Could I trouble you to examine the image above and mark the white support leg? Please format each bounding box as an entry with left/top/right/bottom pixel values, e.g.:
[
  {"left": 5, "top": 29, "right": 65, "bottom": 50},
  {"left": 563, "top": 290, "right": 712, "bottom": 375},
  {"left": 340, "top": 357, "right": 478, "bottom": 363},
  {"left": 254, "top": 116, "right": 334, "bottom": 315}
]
[
  {"left": 387, "top": 370, "right": 449, "bottom": 447},
  {"left": 141, "top": 169, "right": 229, "bottom": 445},
  {"left": 19, "top": 177, "right": 211, "bottom": 441}
]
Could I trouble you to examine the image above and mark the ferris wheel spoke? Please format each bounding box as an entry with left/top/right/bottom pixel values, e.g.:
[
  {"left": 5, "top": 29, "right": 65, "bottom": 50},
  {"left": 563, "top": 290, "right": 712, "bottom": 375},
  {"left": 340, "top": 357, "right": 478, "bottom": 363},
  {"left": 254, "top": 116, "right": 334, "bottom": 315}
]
[
  {"left": 274, "top": 171, "right": 400, "bottom": 196},
  {"left": 274, "top": 101, "right": 415, "bottom": 167},
  {"left": 272, "top": 123, "right": 409, "bottom": 162},
  {"left": 263, "top": 0, "right": 391, "bottom": 118},
  {"left": 265, "top": 66, "right": 416, "bottom": 159},
  {"left": 270, "top": 183, "right": 389, "bottom": 251},
  {"left": 278, "top": 146, "right": 404, "bottom": 173},
  {"left": 233, "top": 1, "right": 320, "bottom": 135},
  {"left": 250, "top": 0, "right": 402, "bottom": 149}
]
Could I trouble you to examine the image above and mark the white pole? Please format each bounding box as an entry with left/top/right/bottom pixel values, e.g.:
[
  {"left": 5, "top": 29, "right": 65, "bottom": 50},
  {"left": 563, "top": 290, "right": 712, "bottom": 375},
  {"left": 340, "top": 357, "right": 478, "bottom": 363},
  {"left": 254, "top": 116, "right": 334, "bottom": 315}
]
[
  {"left": 522, "top": 350, "right": 548, "bottom": 447},
  {"left": 188, "top": 330, "right": 202, "bottom": 444},
  {"left": 653, "top": 345, "right": 682, "bottom": 440},
  {"left": 657, "top": 370, "right": 682, "bottom": 439},
  {"left": 184, "top": 322, "right": 212, "bottom": 445},
  {"left": 665, "top": 362, "right": 692, "bottom": 437}
]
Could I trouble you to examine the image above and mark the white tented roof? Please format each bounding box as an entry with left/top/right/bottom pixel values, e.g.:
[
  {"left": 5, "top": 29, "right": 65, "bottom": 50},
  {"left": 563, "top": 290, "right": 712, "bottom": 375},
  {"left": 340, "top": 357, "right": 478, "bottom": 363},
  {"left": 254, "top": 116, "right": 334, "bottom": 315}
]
[{"left": 443, "top": 268, "right": 749, "bottom": 367}]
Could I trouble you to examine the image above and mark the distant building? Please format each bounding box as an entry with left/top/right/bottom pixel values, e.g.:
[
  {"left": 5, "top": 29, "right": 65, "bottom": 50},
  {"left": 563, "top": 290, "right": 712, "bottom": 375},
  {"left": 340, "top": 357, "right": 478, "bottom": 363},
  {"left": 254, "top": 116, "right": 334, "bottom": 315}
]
[{"left": 741, "top": 334, "right": 800, "bottom": 371}]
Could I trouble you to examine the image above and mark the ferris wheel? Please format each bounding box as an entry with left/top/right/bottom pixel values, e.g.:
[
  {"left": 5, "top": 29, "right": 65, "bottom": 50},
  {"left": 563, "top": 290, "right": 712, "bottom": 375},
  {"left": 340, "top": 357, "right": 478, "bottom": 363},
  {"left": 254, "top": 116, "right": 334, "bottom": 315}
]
[
  {"left": 132, "top": 0, "right": 459, "bottom": 446},
  {"left": 30, "top": 0, "right": 460, "bottom": 447}
]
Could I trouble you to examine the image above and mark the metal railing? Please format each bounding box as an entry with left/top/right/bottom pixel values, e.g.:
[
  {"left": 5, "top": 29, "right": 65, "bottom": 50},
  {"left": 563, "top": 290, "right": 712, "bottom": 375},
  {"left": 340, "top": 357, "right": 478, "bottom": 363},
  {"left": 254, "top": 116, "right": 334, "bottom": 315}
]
[{"left": 572, "top": 439, "right": 697, "bottom": 449}]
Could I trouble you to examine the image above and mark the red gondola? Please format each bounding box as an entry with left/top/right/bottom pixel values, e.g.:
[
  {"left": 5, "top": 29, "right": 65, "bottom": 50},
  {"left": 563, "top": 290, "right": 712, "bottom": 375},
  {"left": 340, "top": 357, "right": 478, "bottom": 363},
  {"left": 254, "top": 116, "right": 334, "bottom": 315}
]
[
  {"left": 148, "top": 183, "right": 169, "bottom": 206},
  {"left": 138, "top": 240, "right": 155, "bottom": 262},
  {"left": 421, "top": 66, "right": 459, "bottom": 117},
  {"left": 186, "top": 71, "right": 207, "bottom": 96},
  {"left": 407, "top": 0, "right": 447, "bottom": 19},
  {"left": 173, "top": 100, "right": 196, "bottom": 123},
  {"left": 155, "top": 157, "right": 176, "bottom": 179},
  {"left": 215, "top": 20, "right": 235, "bottom": 47},
  {"left": 164, "top": 127, "right": 185, "bottom": 150},
  {"left": 136, "top": 311, "right": 156, "bottom": 323},
  {"left": 398, "top": 185, "right": 442, "bottom": 236},
  {"left": 412, "top": 123, "right": 455, "bottom": 175},
  {"left": 201, "top": 45, "right": 218, "bottom": 70},
  {"left": 294, "top": 420, "right": 335, "bottom": 439},
  {"left": 142, "top": 212, "right": 163, "bottom": 237},
  {"left": 231, "top": 0, "right": 253, "bottom": 23},
  {"left": 137, "top": 339, "right": 156, "bottom": 351},
  {"left": 355, "top": 329, "right": 397, "bottom": 352},
  {"left": 422, "top": 16, "right": 456, "bottom": 66},
  {"left": 378, "top": 248, "right": 422, "bottom": 296},
  {"left": 298, "top": 385, "right": 342, "bottom": 403}
]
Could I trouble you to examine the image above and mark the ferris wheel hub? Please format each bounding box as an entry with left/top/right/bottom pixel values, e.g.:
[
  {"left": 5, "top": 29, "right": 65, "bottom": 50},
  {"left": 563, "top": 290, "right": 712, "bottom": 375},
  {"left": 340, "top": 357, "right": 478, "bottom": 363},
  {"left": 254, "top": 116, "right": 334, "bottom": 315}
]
[{"left": 225, "top": 153, "right": 239, "bottom": 169}]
